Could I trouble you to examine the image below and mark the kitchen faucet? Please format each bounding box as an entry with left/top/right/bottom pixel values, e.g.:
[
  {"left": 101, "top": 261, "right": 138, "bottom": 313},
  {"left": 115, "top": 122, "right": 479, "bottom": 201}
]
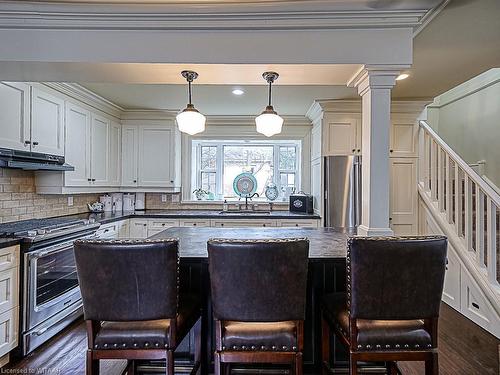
[{"left": 245, "top": 192, "right": 259, "bottom": 210}]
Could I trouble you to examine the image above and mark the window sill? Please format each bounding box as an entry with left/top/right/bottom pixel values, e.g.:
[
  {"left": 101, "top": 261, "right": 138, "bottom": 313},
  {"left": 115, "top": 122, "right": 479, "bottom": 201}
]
[{"left": 181, "top": 200, "right": 289, "bottom": 206}]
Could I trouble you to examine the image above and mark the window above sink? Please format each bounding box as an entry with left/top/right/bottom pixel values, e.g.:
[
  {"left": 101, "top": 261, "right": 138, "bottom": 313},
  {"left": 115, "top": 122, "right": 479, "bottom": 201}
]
[{"left": 191, "top": 139, "right": 301, "bottom": 201}]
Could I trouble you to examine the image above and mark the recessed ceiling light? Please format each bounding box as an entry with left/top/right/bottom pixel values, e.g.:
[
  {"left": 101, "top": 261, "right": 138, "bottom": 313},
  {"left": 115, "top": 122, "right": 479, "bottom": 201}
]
[
  {"left": 396, "top": 73, "right": 410, "bottom": 81},
  {"left": 232, "top": 88, "right": 244, "bottom": 96}
]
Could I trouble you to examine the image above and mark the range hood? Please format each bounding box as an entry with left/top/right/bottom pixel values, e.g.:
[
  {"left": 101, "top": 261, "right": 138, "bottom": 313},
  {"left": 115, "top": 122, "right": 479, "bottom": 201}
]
[{"left": 0, "top": 148, "right": 74, "bottom": 171}]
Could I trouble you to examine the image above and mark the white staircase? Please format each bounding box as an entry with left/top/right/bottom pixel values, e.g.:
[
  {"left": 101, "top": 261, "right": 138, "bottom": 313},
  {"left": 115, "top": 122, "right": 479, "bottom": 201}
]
[{"left": 418, "top": 120, "right": 500, "bottom": 338}]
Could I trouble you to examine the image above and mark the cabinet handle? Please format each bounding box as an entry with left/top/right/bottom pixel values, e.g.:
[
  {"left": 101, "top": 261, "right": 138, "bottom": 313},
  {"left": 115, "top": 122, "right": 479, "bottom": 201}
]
[
  {"left": 389, "top": 217, "right": 393, "bottom": 221},
  {"left": 32, "top": 141, "right": 39, "bottom": 146},
  {"left": 87, "top": 178, "right": 91, "bottom": 182},
  {"left": 193, "top": 223, "right": 197, "bottom": 226},
  {"left": 133, "top": 180, "right": 137, "bottom": 183},
  {"left": 220, "top": 223, "right": 224, "bottom": 227},
  {"left": 357, "top": 149, "right": 361, "bottom": 152},
  {"left": 352, "top": 149, "right": 356, "bottom": 153},
  {"left": 162, "top": 223, "right": 166, "bottom": 226},
  {"left": 24, "top": 140, "right": 31, "bottom": 145},
  {"left": 170, "top": 180, "right": 174, "bottom": 183},
  {"left": 92, "top": 179, "right": 96, "bottom": 182},
  {"left": 390, "top": 149, "right": 394, "bottom": 153},
  {"left": 471, "top": 302, "right": 480, "bottom": 310},
  {"left": 263, "top": 224, "right": 266, "bottom": 227},
  {"left": 143, "top": 224, "right": 147, "bottom": 227}
]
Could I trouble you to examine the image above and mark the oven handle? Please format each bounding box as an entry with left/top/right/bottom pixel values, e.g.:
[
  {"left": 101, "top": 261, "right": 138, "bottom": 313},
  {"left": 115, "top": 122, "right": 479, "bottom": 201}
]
[{"left": 28, "top": 232, "right": 99, "bottom": 260}]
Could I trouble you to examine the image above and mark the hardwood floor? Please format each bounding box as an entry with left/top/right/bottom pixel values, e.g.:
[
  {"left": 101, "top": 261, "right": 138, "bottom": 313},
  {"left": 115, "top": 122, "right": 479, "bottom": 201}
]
[{"left": 4, "top": 303, "right": 498, "bottom": 375}]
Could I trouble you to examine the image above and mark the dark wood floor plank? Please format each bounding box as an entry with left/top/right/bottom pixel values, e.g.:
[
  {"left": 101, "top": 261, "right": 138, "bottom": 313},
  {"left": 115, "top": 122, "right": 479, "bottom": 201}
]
[{"left": 399, "top": 304, "right": 499, "bottom": 375}]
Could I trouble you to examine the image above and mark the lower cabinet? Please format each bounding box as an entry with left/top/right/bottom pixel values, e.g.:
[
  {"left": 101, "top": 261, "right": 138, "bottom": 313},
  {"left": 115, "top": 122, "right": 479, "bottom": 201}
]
[
  {"left": 390, "top": 157, "right": 418, "bottom": 235},
  {"left": 119, "top": 217, "right": 321, "bottom": 239},
  {"left": 0, "top": 245, "right": 19, "bottom": 363}
]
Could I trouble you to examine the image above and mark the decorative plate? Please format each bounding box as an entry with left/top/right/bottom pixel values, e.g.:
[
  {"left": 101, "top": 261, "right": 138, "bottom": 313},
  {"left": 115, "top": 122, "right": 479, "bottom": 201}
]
[
  {"left": 233, "top": 172, "right": 257, "bottom": 197},
  {"left": 265, "top": 183, "right": 279, "bottom": 201}
]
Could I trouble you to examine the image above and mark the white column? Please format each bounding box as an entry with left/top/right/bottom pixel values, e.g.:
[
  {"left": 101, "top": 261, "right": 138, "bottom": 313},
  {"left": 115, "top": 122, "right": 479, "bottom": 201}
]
[{"left": 350, "top": 68, "right": 399, "bottom": 236}]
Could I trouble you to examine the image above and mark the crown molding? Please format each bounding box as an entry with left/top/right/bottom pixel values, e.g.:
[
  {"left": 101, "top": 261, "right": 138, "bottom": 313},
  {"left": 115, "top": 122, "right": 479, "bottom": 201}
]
[
  {"left": 0, "top": 1, "right": 442, "bottom": 31},
  {"left": 120, "top": 109, "right": 178, "bottom": 121},
  {"left": 413, "top": 0, "right": 450, "bottom": 37}
]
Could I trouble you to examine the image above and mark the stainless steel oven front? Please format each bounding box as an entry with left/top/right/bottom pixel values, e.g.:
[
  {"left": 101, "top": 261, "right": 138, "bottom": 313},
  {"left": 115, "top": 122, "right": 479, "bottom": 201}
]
[{"left": 22, "top": 231, "right": 97, "bottom": 355}]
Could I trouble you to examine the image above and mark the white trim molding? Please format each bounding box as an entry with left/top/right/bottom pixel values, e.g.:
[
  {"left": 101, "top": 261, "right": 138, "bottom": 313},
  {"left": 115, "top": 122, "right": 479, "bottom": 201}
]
[{"left": 0, "top": 1, "right": 444, "bottom": 31}]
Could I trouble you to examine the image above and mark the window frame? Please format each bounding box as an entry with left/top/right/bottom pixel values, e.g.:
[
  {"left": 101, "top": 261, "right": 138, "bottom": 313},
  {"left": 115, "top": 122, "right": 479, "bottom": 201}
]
[{"left": 191, "top": 139, "right": 301, "bottom": 200}]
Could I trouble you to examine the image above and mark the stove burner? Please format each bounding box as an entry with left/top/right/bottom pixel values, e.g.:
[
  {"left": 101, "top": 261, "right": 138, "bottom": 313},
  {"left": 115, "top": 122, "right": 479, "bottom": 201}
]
[{"left": 0, "top": 217, "right": 98, "bottom": 240}]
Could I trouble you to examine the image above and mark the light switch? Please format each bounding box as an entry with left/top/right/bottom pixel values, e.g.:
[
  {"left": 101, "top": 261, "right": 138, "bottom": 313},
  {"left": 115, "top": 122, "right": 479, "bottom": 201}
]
[
  {"left": 67, "top": 196, "right": 74, "bottom": 206},
  {"left": 161, "top": 194, "right": 167, "bottom": 202}
]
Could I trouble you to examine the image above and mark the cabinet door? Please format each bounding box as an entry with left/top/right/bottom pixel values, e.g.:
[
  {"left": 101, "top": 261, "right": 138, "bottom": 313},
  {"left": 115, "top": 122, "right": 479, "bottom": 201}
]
[
  {"left": 31, "top": 87, "right": 65, "bottom": 155},
  {"left": 0, "top": 82, "right": 30, "bottom": 151},
  {"left": 0, "top": 307, "right": 18, "bottom": 357},
  {"left": 138, "top": 126, "right": 174, "bottom": 187},
  {"left": 108, "top": 121, "right": 121, "bottom": 186},
  {"left": 90, "top": 114, "right": 110, "bottom": 185},
  {"left": 311, "top": 158, "right": 322, "bottom": 215},
  {"left": 390, "top": 115, "right": 418, "bottom": 157},
  {"left": 64, "top": 102, "right": 91, "bottom": 186},
  {"left": 389, "top": 158, "right": 417, "bottom": 235},
  {"left": 323, "top": 114, "right": 359, "bottom": 156},
  {"left": 121, "top": 126, "right": 138, "bottom": 187},
  {"left": 129, "top": 219, "right": 148, "bottom": 239}
]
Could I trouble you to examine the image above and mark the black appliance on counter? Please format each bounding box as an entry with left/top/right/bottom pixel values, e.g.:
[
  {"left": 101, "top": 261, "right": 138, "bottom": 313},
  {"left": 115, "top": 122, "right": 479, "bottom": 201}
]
[
  {"left": 289, "top": 192, "right": 314, "bottom": 214},
  {"left": 0, "top": 218, "right": 100, "bottom": 356},
  {"left": 0, "top": 148, "right": 74, "bottom": 171}
]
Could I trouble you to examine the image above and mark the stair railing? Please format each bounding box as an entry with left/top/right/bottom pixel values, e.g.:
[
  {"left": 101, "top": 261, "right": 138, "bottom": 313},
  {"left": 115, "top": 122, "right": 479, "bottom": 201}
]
[{"left": 418, "top": 120, "right": 499, "bottom": 288}]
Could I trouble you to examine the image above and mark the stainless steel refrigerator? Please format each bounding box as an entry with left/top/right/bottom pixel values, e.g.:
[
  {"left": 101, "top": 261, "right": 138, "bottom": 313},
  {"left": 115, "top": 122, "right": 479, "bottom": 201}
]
[{"left": 324, "top": 155, "right": 362, "bottom": 230}]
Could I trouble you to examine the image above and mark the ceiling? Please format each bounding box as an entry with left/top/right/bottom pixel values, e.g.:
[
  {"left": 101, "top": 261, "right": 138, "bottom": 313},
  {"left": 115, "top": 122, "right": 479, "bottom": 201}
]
[
  {"left": 393, "top": 0, "right": 500, "bottom": 98},
  {"left": 82, "top": 84, "right": 357, "bottom": 115}
]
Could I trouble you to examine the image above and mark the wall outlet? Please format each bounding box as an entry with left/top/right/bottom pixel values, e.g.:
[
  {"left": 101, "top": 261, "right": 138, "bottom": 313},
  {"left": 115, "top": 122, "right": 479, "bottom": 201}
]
[
  {"left": 171, "top": 194, "right": 180, "bottom": 203},
  {"left": 161, "top": 194, "right": 167, "bottom": 203},
  {"left": 67, "top": 196, "right": 74, "bottom": 206}
]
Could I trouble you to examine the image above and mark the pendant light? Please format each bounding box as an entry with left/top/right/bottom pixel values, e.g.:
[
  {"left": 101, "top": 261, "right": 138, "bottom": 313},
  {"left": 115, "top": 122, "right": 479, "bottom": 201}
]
[
  {"left": 255, "top": 71, "right": 283, "bottom": 137},
  {"left": 176, "top": 70, "right": 206, "bottom": 135}
]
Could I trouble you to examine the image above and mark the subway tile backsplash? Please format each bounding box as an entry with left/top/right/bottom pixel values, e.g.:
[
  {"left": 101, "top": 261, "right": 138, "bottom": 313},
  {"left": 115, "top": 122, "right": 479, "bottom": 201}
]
[{"left": 0, "top": 168, "right": 99, "bottom": 223}]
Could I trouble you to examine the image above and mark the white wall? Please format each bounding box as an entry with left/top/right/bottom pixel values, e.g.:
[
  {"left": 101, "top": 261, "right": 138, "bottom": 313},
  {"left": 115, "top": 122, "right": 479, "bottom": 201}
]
[{"left": 427, "top": 68, "right": 500, "bottom": 187}]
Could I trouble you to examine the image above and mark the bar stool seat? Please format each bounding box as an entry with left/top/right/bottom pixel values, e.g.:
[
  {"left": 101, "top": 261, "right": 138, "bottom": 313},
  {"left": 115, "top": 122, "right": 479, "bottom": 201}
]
[
  {"left": 95, "top": 294, "right": 200, "bottom": 350},
  {"left": 322, "top": 293, "right": 432, "bottom": 352},
  {"left": 222, "top": 320, "right": 298, "bottom": 351}
]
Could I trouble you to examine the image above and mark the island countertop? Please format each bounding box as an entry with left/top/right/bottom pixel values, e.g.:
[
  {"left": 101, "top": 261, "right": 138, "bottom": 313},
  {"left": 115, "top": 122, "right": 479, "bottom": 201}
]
[{"left": 151, "top": 227, "right": 350, "bottom": 259}]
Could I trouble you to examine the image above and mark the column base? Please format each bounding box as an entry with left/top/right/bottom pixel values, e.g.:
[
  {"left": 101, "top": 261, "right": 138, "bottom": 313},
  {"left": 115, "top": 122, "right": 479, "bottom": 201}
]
[{"left": 356, "top": 225, "right": 394, "bottom": 237}]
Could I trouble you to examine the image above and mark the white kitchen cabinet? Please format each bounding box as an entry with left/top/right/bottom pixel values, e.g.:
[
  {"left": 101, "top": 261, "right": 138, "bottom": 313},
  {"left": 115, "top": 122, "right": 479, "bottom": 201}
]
[
  {"left": 121, "top": 126, "right": 139, "bottom": 187},
  {"left": 390, "top": 114, "right": 418, "bottom": 158},
  {"left": 108, "top": 121, "right": 121, "bottom": 187},
  {"left": 90, "top": 114, "right": 110, "bottom": 186},
  {"left": 31, "top": 86, "right": 65, "bottom": 156},
  {"left": 121, "top": 123, "right": 180, "bottom": 190},
  {"left": 442, "top": 245, "right": 461, "bottom": 310},
  {"left": 64, "top": 102, "right": 91, "bottom": 186},
  {"left": 389, "top": 158, "right": 417, "bottom": 235},
  {"left": 138, "top": 125, "right": 175, "bottom": 187},
  {"left": 0, "top": 82, "right": 30, "bottom": 152},
  {"left": 323, "top": 113, "right": 361, "bottom": 156},
  {"left": 0, "top": 245, "right": 19, "bottom": 359},
  {"left": 129, "top": 219, "right": 148, "bottom": 239},
  {"left": 310, "top": 158, "right": 322, "bottom": 215}
]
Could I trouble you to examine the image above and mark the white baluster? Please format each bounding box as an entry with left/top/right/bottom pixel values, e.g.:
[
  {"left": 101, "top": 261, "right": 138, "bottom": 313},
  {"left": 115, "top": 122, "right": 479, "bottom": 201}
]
[
  {"left": 430, "top": 140, "right": 437, "bottom": 201},
  {"left": 438, "top": 146, "right": 444, "bottom": 212},
  {"left": 464, "top": 176, "right": 473, "bottom": 252},
  {"left": 486, "top": 198, "right": 497, "bottom": 285},
  {"left": 445, "top": 154, "right": 453, "bottom": 224},
  {"left": 476, "top": 188, "right": 485, "bottom": 267},
  {"left": 455, "top": 167, "right": 463, "bottom": 237}
]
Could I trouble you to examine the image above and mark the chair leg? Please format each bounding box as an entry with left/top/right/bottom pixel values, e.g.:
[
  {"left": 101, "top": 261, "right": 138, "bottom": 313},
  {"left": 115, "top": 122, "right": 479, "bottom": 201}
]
[
  {"left": 193, "top": 318, "right": 202, "bottom": 375},
  {"left": 386, "top": 361, "right": 398, "bottom": 375},
  {"left": 294, "top": 352, "right": 303, "bottom": 375},
  {"left": 214, "top": 352, "right": 222, "bottom": 375},
  {"left": 321, "top": 315, "right": 330, "bottom": 375},
  {"left": 126, "top": 360, "right": 135, "bottom": 375},
  {"left": 425, "top": 352, "right": 439, "bottom": 375},
  {"left": 166, "top": 350, "right": 174, "bottom": 375},
  {"left": 86, "top": 350, "right": 99, "bottom": 375},
  {"left": 349, "top": 353, "right": 357, "bottom": 375},
  {"left": 223, "top": 363, "right": 231, "bottom": 375}
]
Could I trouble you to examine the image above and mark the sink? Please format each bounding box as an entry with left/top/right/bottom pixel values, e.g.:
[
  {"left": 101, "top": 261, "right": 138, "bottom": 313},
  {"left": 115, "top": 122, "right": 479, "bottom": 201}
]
[{"left": 219, "top": 210, "right": 271, "bottom": 215}]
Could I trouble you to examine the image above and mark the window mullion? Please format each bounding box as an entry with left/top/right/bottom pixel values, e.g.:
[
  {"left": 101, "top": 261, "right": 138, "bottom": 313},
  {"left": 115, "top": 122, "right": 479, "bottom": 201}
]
[{"left": 216, "top": 144, "right": 224, "bottom": 197}]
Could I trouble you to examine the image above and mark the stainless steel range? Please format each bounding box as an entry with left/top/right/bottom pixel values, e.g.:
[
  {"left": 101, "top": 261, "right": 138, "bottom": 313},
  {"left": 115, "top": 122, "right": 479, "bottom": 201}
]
[{"left": 0, "top": 218, "right": 100, "bottom": 356}]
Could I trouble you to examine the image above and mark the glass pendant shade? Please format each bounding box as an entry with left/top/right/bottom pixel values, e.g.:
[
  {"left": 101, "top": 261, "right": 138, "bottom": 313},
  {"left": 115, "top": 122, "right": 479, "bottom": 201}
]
[
  {"left": 176, "top": 104, "right": 206, "bottom": 136},
  {"left": 255, "top": 105, "right": 283, "bottom": 137},
  {"left": 256, "top": 72, "right": 283, "bottom": 137}
]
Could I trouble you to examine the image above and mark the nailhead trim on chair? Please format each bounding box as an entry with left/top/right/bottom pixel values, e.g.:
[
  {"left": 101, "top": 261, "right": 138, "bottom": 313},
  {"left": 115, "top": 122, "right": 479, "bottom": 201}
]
[
  {"left": 97, "top": 342, "right": 171, "bottom": 349},
  {"left": 208, "top": 238, "right": 309, "bottom": 244},
  {"left": 221, "top": 344, "right": 298, "bottom": 352}
]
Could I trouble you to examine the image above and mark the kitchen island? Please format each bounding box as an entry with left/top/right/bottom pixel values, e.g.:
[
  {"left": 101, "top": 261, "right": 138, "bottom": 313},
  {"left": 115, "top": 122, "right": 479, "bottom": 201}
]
[{"left": 151, "top": 227, "right": 351, "bottom": 374}]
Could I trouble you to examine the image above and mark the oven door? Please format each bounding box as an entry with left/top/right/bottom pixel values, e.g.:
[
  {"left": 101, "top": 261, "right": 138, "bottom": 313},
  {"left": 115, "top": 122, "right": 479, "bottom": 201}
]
[{"left": 24, "top": 237, "right": 88, "bottom": 331}]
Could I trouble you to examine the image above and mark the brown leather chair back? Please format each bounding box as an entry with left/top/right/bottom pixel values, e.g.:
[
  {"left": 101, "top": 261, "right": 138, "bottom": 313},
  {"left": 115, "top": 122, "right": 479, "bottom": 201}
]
[
  {"left": 348, "top": 236, "right": 447, "bottom": 320},
  {"left": 208, "top": 238, "right": 309, "bottom": 322},
  {"left": 74, "top": 239, "right": 179, "bottom": 321}
]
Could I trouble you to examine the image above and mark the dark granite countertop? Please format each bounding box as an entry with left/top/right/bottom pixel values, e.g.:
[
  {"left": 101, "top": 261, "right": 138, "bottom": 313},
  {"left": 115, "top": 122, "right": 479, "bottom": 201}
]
[
  {"left": 87, "top": 209, "right": 321, "bottom": 225},
  {"left": 151, "top": 227, "right": 349, "bottom": 260},
  {"left": 0, "top": 238, "right": 20, "bottom": 248}
]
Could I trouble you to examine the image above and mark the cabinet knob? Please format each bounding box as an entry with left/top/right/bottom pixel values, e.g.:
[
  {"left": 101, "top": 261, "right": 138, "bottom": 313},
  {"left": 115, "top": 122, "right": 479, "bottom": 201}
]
[
  {"left": 389, "top": 217, "right": 393, "bottom": 221},
  {"left": 143, "top": 224, "right": 147, "bottom": 227},
  {"left": 357, "top": 149, "right": 361, "bottom": 152},
  {"left": 221, "top": 223, "right": 224, "bottom": 227},
  {"left": 390, "top": 149, "right": 394, "bottom": 153},
  {"left": 24, "top": 140, "right": 31, "bottom": 145},
  {"left": 92, "top": 179, "right": 96, "bottom": 182},
  {"left": 263, "top": 224, "right": 266, "bottom": 227},
  {"left": 162, "top": 223, "right": 165, "bottom": 226},
  {"left": 170, "top": 180, "right": 174, "bottom": 183},
  {"left": 193, "top": 223, "right": 197, "bottom": 226},
  {"left": 352, "top": 149, "right": 356, "bottom": 153},
  {"left": 87, "top": 178, "right": 91, "bottom": 182},
  {"left": 133, "top": 180, "right": 137, "bottom": 183},
  {"left": 32, "top": 141, "right": 39, "bottom": 146}
]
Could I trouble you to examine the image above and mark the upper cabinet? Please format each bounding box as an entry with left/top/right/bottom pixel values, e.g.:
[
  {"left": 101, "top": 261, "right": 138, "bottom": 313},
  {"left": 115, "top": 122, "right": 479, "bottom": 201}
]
[
  {"left": 0, "top": 82, "right": 30, "bottom": 152},
  {"left": 64, "top": 102, "right": 91, "bottom": 186},
  {"left": 390, "top": 114, "right": 418, "bottom": 158},
  {"left": 121, "top": 122, "right": 180, "bottom": 190},
  {"left": 90, "top": 114, "right": 110, "bottom": 186},
  {"left": 323, "top": 113, "right": 361, "bottom": 156}
]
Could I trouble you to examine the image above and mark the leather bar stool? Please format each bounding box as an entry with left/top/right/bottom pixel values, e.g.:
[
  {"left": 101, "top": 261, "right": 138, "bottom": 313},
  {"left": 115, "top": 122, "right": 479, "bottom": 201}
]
[
  {"left": 74, "top": 239, "right": 202, "bottom": 375},
  {"left": 321, "top": 236, "right": 447, "bottom": 375},
  {"left": 208, "top": 238, "right": 309, "bottom": 375}
]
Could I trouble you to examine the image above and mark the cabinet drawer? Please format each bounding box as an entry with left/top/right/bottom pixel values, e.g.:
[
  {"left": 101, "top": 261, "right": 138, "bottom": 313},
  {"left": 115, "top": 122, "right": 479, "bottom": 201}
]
[
  {"left": 442, "top": 247, "right": 460, "bottom": 310},
  {"left": 0, "top": 246, "right": 19, "bottom": 273},
  {"left": 0, "top": 268, "right": 18, "bottom": 315},
  {"left": 95, "top": 222, "right": 120, "bottom": 239},
  {"left": 277, "top": 219, "right": 319, "bottom": 228},
  {"left": 129, "top": 219, "right": 148, "bottom": 239},
  {"left": 0, "top": 307, "right": 18, "bottom": 357},
  {"left": 210, "top": 220, "right": 277, "bottom": 228},
  {"left": 179, "top": 219, "right": 210, "bottom": 227},
  {"left": 148, "top": 220, "right": 179, "bottom": 229}
]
